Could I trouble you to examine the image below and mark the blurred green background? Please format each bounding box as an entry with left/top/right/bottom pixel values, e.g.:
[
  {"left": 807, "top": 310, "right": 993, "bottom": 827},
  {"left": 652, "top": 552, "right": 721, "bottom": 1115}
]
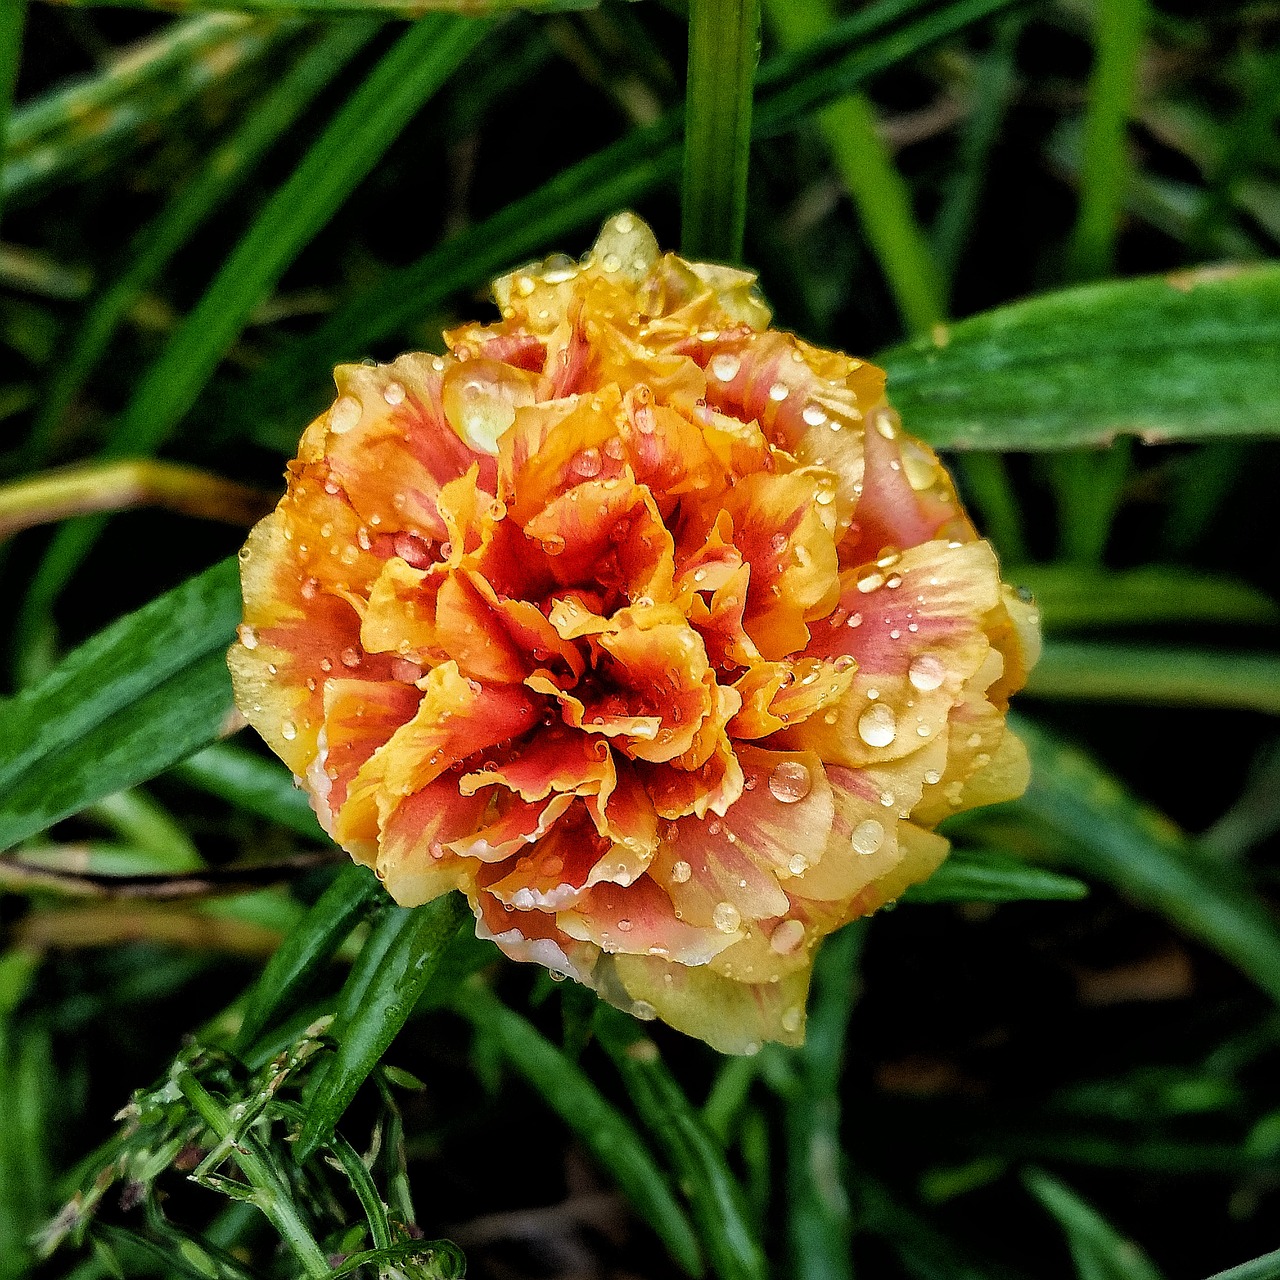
[{"left": 2, "top": 0, "right": 1280, "bottom": 1276}]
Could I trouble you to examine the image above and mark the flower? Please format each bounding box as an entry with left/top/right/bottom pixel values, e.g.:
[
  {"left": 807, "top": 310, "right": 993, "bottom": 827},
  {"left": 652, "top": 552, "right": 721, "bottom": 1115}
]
[{"left": 230, "top": 214, "right": 1040, "bottom": 1054}]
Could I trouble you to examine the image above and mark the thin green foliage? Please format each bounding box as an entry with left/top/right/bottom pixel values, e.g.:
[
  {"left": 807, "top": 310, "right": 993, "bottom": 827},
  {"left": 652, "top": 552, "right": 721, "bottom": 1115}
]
[
  {"left": 1065, "top": 0, "right": 1150, "bottom": 279},
  {"left": 297, "top": 893, "right": 469, "bottom": 1158},
  {"left": 26, "top": 20, "right": 379, "bottom": 466},
  {"left": 4, "top": 15, "right": 286, "bottom": 204},
  {"left": 1204, "top": 1248, "right": 1280, "bottom": 1280},
  {"left": 0, "top": 0, "right": 24, "bottom": 232},
  {"left": 764, "top": 0, "right": 945, "bottom": 334},
  {"left": 595, "top": 1004, "right": 767, "bottom": 1280},
  {"left": 681, "top": 0, "right": 760, "bottom": 263},
  {"left": 1026, "top": 642, "right": 1280, "bottom": 715},
  {"left": 904, "top": 848, "right": 1089, "bottom": 902},
  {"left": 452, "top": 981, "right": 704, "bottom": 1275},
  {"left": 1023, "top": 1166, "right": 1166, "bottom": 1280}
]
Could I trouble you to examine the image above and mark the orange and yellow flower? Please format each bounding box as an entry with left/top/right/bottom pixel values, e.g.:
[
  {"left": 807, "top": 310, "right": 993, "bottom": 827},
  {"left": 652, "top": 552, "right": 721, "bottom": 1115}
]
[{"left": 230, "top": 214, "right": 1039, "bottom": 1054}]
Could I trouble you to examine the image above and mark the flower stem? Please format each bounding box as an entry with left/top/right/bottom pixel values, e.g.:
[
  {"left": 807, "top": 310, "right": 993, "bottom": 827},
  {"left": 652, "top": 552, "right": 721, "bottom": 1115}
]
[
  {"left": 176, "top": 1071, "right": 332, "bottom": 1279},
  {"left": 0, "top": 459, "right": 273, "bottom": 541},
  {"left": 681, "top": 0, "right": 761, "bottom": 263}
]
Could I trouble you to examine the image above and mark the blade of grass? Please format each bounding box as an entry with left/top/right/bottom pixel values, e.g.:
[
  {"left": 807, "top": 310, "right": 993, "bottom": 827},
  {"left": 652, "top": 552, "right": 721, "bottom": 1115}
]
[
  {"left": 4, "top": 16, "right": 286, "bottom": 204},
  {"left": 233, "top": 863, "right": 379, "bottom": 1052},
  {"left": 763, "top": 0, "right": 945, "bottom": 334},
  {"left": 173, "top": 740, "right": 325, "bottom": 842},
  {"left": 594, "top": 1004, "right": 766, "bottom": 1280},
  {"left": 681, "top": 0, "right": 760, "bottom": 262},
  {"left": 452, "top": 980, "right": 704, "bottom": 1276},
  {"left": 0, "top": 0, "right": 24, "bottom": 233},
  {"left": 297, "top": 892, "right": 468, "bottom": 1158},
  {"left": 785, "top": 922, "right": 863, "bottom": 1280},
  {"left": 1204, "top": 1249, "right": 1280, "bottom": 1280},
  {"left": 954, "top": 453, "right": 1028, "bottom": 563},
  {"left": 20, "top": 14, "right": 492, "bottom": 637},
  {"left": 1064, "top": 0, "right": 1150, "bottom": 280},
  {"left": 1048, "top": 441, "right": 1132, "bottom": 564},
  {"left": 932, "top": 14, "right": 1020, "bottom": 287},
  {"left": 239, "top": 0, "right": 1024, "bottom": 445},
  {"left": 1025, "top": 642, "right": 1280, "bottom": 715},
  {"left": 25, "top": 20, "right": 379, "bottom": 466},
  {"left": 1023, "top": 1166, "right": 1165, "bottom": 1280},
  {"left": 1008, "top": 713, "right": 1280, "bottom": 1008},
  {"left": 0, "top": 557, "right": 238, "bottom": 852},
  {"left": 879, "top": 263, "right": 1280, "bottom": 450},
  {"left": 1010, "top": 564, "right": 1279, "bottom": 630},
  {"left": 904, "top": 848, "right": 1089, "bottom": 903}
]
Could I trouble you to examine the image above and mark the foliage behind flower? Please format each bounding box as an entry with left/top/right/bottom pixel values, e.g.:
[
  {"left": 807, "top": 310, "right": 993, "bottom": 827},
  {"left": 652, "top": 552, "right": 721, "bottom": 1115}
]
[{"left": 230, "top": 215, "right": 1039, "bottom": 1053}]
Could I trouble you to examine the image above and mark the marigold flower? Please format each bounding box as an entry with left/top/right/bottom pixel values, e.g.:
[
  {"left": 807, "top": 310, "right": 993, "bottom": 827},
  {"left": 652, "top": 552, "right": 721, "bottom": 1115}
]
[{"left": 230, "top": 214, "right": 1040, "bottom": 1053}]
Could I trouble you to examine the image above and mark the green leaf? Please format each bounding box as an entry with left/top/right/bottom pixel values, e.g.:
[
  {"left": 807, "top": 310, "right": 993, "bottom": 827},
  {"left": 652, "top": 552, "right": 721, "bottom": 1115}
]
[
  {"left": 452, "top": 982, "right": 704, "bottom": 1276},
  {"left": 1011, "top": 564, "right": 1279, "bottom": 630},
  {"left": 23, "top": 13, "right": 493, "bottom": 622},
  {"left": 297, "top": 893, "right": 468, "bottom": 1159},
  {"left": 1203, "top": 1248, "right": 1280, "bottom": 1280},
  {"left": 784, "top": 923, "right": 863, "bottom": 1280},
  {"left": 879, "top": 264, "right": 1280, "bottom": 449},
  {"left": 173, "top": 741, "right": 324, "bottom": 842},
  {"left": 4, "top": 16, "right": 285, "bottom": 204},
  {"left": 1025, "top": 641, "right": 1280, "bottom": 715},
  {"left": 1064, "top": 0, "right": 1150, "bottom": 280},
  {"left": 1023, "top": 1167, "right": 1166, "bottom": 1280},
  {"left": 681, "top": 0, "right": 760, "bottom": 263},
  {"left": 0, "top": 0, "right": 25, "bottom": 233},
  {"left": 595, "top": 1004, "right": 766, "bottom": 1280},
  {"left": 904, "top": 848, "right": 1089, "bottom": 903},
  {"left": 241, "top": 0, "right": 1022, "bottom": 442},
  {"left": 1008, "top": 714, "right": 1280, "bottom": 1008},
  {"left": 26, "top": 20, "right": 379, "bottom": 466},
  {"left": 0, "top": 557, "right": 238, "bottom": 853},
  {"left": 233, "top": 863, "right": 380, "bottom": 1053}
]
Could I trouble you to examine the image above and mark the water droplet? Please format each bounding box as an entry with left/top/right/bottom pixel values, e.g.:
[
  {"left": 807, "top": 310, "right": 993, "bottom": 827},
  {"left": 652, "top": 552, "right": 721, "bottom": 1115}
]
[
  {"left": 856, "top": 568, "right": 885, "bottom": 593},
  {"left": 875, "top": 410, "right": 898, "bottom": 439},
  {"left": 617, "top": 918, "right": 633, "bottom": 932},
  {"left": 788, "top": 854, "right": 808, "bottom": 875},
  {"left": 329, "top": 395, "right": 362, "bottom": 434},
  {"left": 769, "top": 760, "right": 812, "bottom": 803},
  {"left": 782, "top": 1006, "right": 803, "bottom": 1033},
  {"left": 541, "top": 533, "right": 567, "bottom": 556},
  {"left": 713, "top": 901, "right": 741, "bottom": 934},
  {"left": 572, "top": 446, "right": 602, "bottom": 478},
  {"left": 237, "top": 623, "right": 259, "bottom": 650},
  {"left": 802, "top": 403, "right": 827, "bottom": 427},
  {"left": 833, "top": 654, "right": 856, "bottom": 672},
  {"left": 710, "top": 352, "right": 741, "bottom": 382},
  {"left": 340, "top": 647, "right": 361, "bottom": 668},
  {"left": 383, "top": 381, "right": 405, "bottom": 406},
  {"left": 924, "top": 769, "right": 942, "bottom": 785},
  {"left": 671, "top": 860, "right": 692, "bottom": 884},
  {"left": 851, "top": 819, "right": 885, "bottom": 856},
  {"left": 768, "top": 381, "right": 790, "bottom": 402},
  {"left": 442, "top": 359, "right": 535, "bottom": 454},
  {"left": 846, "top": 611, "right": 863, "bottom": 627},
  {"left": 770, "top": 919, "right": 805, "bottom": 955},
  {"left": 858, "top": 704, "right": 897, "bottom": 747},
  {"left": 280, "top": 720, "right": 297, "bottom": 741},
  {"left": 908, "top": 653, "right": 946, "bottom": 691}
]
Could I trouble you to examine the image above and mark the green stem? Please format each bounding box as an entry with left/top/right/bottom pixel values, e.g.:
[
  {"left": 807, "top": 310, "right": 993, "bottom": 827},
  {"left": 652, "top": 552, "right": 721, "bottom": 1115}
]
[
  {"left": 681, "top": 0, "right": 760, "bottom": 262},
  {"left": 763, "top": 0, "right": 945, "bottom": 334},
  {"left": 176, "top": 1072, "right": 331, "bottom": 1278},
  {"left": 1065, "top": 0, "right": 1150, "bottom": 280},
  {"left": 0, "top": 0, "right": 25, "bottom": 233}
]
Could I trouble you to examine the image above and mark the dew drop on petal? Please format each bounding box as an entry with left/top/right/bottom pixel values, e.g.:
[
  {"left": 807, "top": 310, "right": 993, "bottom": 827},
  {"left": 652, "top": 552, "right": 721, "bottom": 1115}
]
[
  {"left": 340, "top": 646, "right": 361, "bottom": 668},
  {"left": 329, "top": 396, "right": 362, "bottom": 435},
  {"left": 280, "top": 720, "right": 297, "bottom": 741},
  {"left": 851, "top": 819, "right": 885, "bottom": 856},
  {"left": 802, "top": 403, "right": 827, "bottom": 427},
  {"left": 769, "top": 760, "right": 812, "bottom": 803},
  {"left": 713, "top": 901, "right": 742, "bottom": 934},
  {"left": 768, "top": 381, "right": 790, "bottom": 402},
  {"left": 856, "top": 568, "right": 884, "bottom": 594},
  {"left": 858, "top": 704, "right": 897, "bottom": 747},
  {"left": 671, "top": 860, "right": 692, "bottom": 884},
  {"left": 710, "top": 353, "right": 741, "bottom": 382},
  {"left": 572, "top": 446, "right": 602, "bottom": 477},
  {"left": 631, "top": 1000, "right": 658, "bottom": 1021},
  {"left": 383, "top": 381, "right": 405, "bottom": 406},
  {"left": 237, "top": 623, "right": 258, "bottom": 650},
  {"left": 782, "top": 1007, "right": 803, "bottom": 1033},
  {"left": 788, "top": 854, "right": 808, "bottom": 875},
  {"left": 924, "top": 769, "right": 942, "bottom": 785},
  {"left": 770, "top": 919, "right": 805, "bottom": 955},
  {"left": 908, "top": 653, "right": 946, "bottom": 691}
]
